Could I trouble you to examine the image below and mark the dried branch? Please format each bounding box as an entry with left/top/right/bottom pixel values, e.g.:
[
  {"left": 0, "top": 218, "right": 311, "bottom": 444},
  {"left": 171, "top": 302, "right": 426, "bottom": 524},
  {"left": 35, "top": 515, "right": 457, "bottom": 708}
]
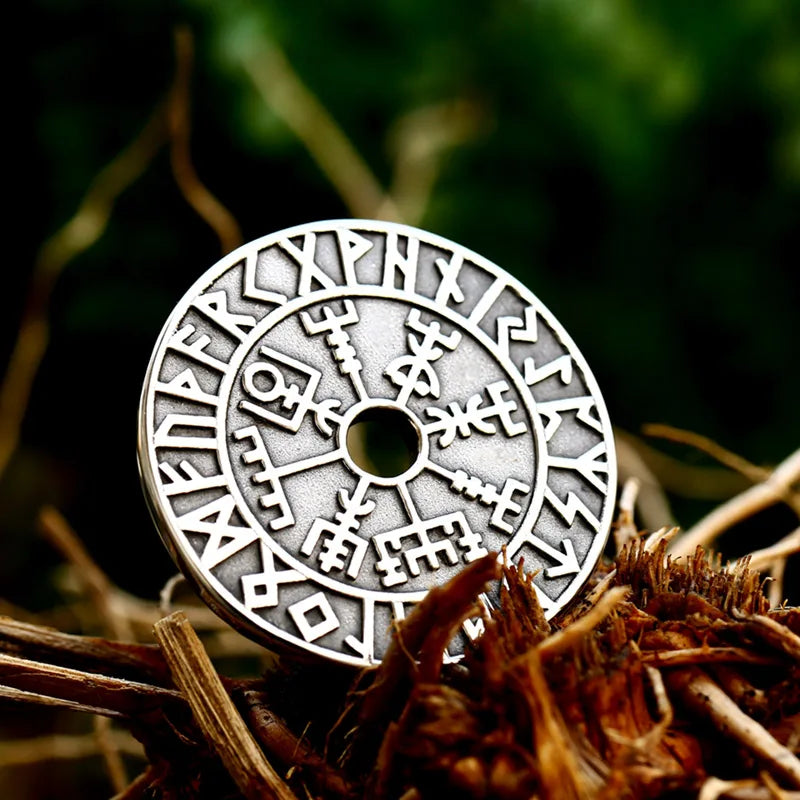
[
  {"left": 537, "top": 586, "right": 629, "bottom": 658},
  {"left": 110, "top": 767, "right": 159, "bottom": 800},
  {"left": 168, "top": 26, "right": 243, "bottom": 254},
  {"left": 699, "top": 777, "right": 800, "bottom": 799},
  {"left": 0, "top": 616, "right": 170, "bottom": 684},
  {"left": 640, "top": 647, "right": 781, "bottom": 667},
  {"left": 237, "top": 689, "right": 353, "bottom": 800},
  {"left": 94, "top": 714, "right": 130, "bottom": 793},
  {"left": 358, "top": 553, "right": 501, "bottom": 727},
  {"left": 614, "top": 477, "right": 641, "bottom": 553},
  {"left": 0, "top": 106, "right": 166, "bottom": 479},
  {"left": 0, "top": 684, "right": 127, "bottom": 718},
  {"left": 614, "top": 431, "right": 676, "bottom": 528},
  {"left": 386, "top": 99, "right": 485, "bottom": 225},
  {"left": 153, "top": 611, "right": 298, "bottom": 800},
  {"left": 643, "top": 424, "right": 773, "bottom": 488},
  {"left": 738, "top": 527, "right": 800, "bottom": 572},
  {"left": 617, "top": 429, "right": 751, "bottom": 502},
  {"left": 40, "top": 508, "right": 134, "bottom": 795},
  {"left": 0, "top": 651, "right": 182, "bottom": 717},
  {"left": 668, "top": 668, "right": 800, "bottom": 788},
  {"left": 38, "top": 506, "right": 135, "bottom": 642},
  {"left": 671, "top": 447, "right": 800, "bottom": 558},
  {"left": 159, "top": 573, "right": 188, "bottom": 616},
  {"left": 731, "top": 613, "right": 800, "bottom": 662},
  {"left": 240, "top": 41, "right": 399, "bottom": 221},
  {"left": 769, "top": 558, "right": 789, "bottom": 610},
  {"left": 522, "top": 650, "right": 589, "bottom": 800}
]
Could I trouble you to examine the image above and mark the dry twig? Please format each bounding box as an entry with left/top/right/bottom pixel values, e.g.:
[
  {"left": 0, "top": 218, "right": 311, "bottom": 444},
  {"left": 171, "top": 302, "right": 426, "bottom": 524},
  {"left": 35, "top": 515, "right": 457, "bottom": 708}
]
[
  {"left": 0, "top": 107, "right": 166, "bottom": 479},
  {"left": 671, "top": 447, "right": 800, "bottom": 558},
  {"left": 668, "top": 668, "right": 800, "bottom": 788},
  {"left": 614, "top": 431, "right": 676, "bottom": 528},
  {"left": 168, "top": 26, "right": 243, "bottom": 254},
  {"left": 614, "top": 477, "right": 641, "bottom": 553},
  {"left": 386, "top": 99, "right": 485, "bottom": 224},
  {"left": 735, "top": 526, "right": 800, "bottom": 609},
  {"left": 38, "top": 506, "right": 135, "bottom": 643},
  {"left": 643, "top": 424, "right": 774, "bottom": 489},
  {"left": 153, "top": 611, "right": 298, "bottom": 800},
  {"left": 537, "top": 586, "right": 629, "bottom": 658},
  {"left": 240, "top": 41, "right": 398, "bottom": 221}
]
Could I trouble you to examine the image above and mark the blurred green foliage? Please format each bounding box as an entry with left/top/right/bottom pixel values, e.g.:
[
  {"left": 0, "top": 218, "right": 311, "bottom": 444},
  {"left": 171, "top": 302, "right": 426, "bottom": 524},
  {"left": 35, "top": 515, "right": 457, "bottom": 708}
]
[
  {"left": 5, "top": 0, "right": 800, "bottom": 616},
  {"left": 2, "top": 2, "right": 799, "bottom": 794}
]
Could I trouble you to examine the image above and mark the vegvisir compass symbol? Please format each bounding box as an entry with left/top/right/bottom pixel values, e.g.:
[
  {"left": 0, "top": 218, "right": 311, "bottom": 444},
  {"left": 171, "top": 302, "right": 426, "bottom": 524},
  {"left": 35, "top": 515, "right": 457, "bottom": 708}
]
[{"left": 138, "top": 220, "right": 617, "bottom": 666}]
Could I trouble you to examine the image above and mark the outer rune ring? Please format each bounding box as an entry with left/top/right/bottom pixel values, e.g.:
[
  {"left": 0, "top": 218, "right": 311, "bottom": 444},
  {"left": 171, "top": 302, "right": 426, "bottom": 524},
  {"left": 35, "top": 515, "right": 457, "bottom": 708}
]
[{"left": 138, "top": 219, "right": 617, "bottom": 666}]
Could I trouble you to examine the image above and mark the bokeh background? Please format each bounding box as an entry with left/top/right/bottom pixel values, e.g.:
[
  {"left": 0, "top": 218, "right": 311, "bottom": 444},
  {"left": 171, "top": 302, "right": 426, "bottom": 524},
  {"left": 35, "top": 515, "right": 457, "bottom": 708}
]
[{"left": 2, "top": 1, "right": 800, "bottom": 795}]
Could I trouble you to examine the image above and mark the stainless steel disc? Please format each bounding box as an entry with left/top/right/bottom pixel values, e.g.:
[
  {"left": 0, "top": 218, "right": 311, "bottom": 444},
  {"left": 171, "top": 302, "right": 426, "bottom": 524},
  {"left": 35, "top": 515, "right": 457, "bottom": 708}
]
[{"left": 138, "top": 220, "right": 617, "bottom": 666}]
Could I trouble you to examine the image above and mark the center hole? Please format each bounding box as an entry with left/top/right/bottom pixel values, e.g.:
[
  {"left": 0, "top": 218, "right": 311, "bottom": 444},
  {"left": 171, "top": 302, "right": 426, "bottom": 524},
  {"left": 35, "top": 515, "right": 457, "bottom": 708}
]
[{"left": 346, "top": 407, "right": 420, "bottom": 478}]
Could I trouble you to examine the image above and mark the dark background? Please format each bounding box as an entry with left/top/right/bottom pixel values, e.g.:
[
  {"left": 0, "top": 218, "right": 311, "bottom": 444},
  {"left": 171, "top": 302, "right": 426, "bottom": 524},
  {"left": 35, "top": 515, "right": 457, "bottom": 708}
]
[
  {"left": 6, "top": 0, "right": 800, "bottom": 615},
  {"left": 2, "top": 1, "right": 799, "bottom": 793}
]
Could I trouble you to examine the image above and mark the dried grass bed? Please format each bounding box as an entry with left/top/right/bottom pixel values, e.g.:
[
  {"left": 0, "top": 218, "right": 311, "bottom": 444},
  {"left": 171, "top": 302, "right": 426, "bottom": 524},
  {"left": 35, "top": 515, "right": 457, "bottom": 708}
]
[{"left": 1, "top": 526, "right": 798, "bottom": 800}]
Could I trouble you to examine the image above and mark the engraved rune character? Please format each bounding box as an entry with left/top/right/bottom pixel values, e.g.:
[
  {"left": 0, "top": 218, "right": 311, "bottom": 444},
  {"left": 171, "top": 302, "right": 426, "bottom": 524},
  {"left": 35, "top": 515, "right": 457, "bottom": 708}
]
[
  {"left": 382, "top": 231, "right": 419, "bottom": 292},
  {"left": 155, "top": 368, "right": 219, "bottom": 407},
  {"left": 496, "top": 305, "right": 538, "bottom": 358},
  {"left": 336, "top": 229, "right": 373, "bottom": 284},
  {"left": 448, "top": 471, "right": 530, "bottom": 534},
  {"left": 373, "top": 512, "right": 487, "bottom": 588},
  {"left": 241, "top": 540, "right": 304, "bottom": 610},
  {"left": 300, "top": 300, "right": 366, "bottom": 400},
  {"left": 278, "top": 233, "right": 336, "bottom": 295},
  {"left": 548, "top": 442, "right": 609, "bottom": 492},
  {"left": 385, "top": 309, "right": 461, "bottom": 405},
  {"left": 233, "top": 426, "right": 294, "bottom": 530},
  {"left": 177, "top": 494, "right": 258, "bottom": 569},
  {"left": 192, "top": 290, "right": 257, "bottom": 342},
  {"left": 536, "top": 396, "right": 601, "bottom": 441},
  {"left": 434, "top": 252, "right": 465, "bottom": 305},
  {"left": 158, "top": 460, "right": 227, "bottom": 496},
  {"left": 239, "top": 346, "right": 342, "bottom": 435},
  {"left": 300, "top": 480, "right": 375, "bottom": 579},
  {"left": 424, "top": 380, "right": 527, "bottom": 447}
]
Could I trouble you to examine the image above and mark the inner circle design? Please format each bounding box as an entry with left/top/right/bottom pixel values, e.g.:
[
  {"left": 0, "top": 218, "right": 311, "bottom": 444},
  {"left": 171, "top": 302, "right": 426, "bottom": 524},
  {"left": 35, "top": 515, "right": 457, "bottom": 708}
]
[{"left": 222, "top": 292, "right": 540, "bottom": 597}]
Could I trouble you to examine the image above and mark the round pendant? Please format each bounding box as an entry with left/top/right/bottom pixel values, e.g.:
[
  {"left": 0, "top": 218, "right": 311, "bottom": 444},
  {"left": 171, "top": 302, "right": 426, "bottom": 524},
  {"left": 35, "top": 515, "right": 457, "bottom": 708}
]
[{"left": 138, "top": 220, "right": 616, "bottom": 666}]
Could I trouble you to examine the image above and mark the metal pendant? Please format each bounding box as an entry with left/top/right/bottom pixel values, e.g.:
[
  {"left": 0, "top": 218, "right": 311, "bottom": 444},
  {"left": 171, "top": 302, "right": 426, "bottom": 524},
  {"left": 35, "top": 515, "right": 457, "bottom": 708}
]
[{"left": 138, "top": 220, "right": 616, "bottom": 666}]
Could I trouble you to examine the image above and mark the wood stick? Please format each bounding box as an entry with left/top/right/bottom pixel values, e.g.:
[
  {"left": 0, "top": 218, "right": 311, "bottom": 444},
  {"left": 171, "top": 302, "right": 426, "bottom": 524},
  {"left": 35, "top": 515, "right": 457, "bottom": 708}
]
[
  {"left": 0, "top": 652, "right": 182, "bottom": 716},
  {"left": 238, "top": 689, "right": 353, "bottom": 800},
  {"left": 0, "top": 103, "right": 166, "bottom": 479},
  {"left": 739, "top": 527, "right": 800, "bottom": 572},
  {"left": 110, "top": 767, "right": 158, "bottom": 800},
  {"left": 668, "top": 668, "right": 800, "bottom": 788},
  {"left": 358, "top": 553, "right": 500, "bottom": 726},
  {"left": 670, "top": 448, "right": 800, "bottom": 557},
  {"left": 167, "top": 26, "right": 242, "bottom": 254},
  {"left": 614, "top": 477, "right": 641, "bottom": 553},
  {"left": 38, "top": 506, "right": 135, "bottom": 642},
  {"left": 640, "top": 647, "right": 780, "bottom": 667},
  {"left": 0, "top": 616, "right": 171, "bottom": 685},
  {"left": 240, "top": 41, "right": 397, "bottom": 221},
  {"left": 153, "top": 611, "right": 298, "bottom": 800},
  {"left": 0, "top": 684, "right": 126, "bottom": 718},
  {"left": 538, "top": 587, "right": 629, "bottom": 658}
]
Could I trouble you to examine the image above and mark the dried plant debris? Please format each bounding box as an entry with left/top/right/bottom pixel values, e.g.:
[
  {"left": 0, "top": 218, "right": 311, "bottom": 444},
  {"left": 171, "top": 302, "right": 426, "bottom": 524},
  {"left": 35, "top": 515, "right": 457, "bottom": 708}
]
[
  {"left": 363, "top": 544, "right": 800, "bottom": 800},
  {"left": 1, "top": 542, "right": 799, "bottom": 799}
]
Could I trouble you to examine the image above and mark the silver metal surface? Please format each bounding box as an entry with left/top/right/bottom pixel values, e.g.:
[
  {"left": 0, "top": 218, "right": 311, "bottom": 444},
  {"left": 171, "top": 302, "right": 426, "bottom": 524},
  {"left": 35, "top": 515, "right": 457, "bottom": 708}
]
[{"left": 138, "top": 220, "right": 617, "bottom": 666}]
